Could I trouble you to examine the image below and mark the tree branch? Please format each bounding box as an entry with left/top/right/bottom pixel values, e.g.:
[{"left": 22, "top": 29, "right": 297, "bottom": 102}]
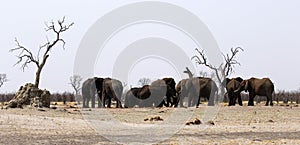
[{"left": 183, "top": 67, "right": 194, "bottom": 78}]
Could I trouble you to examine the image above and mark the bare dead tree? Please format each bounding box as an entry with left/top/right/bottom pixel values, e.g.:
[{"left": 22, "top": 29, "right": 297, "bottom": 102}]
[
  {"left": 69, "top": 75, "right": 82, "bottom": 104},
  {"left": 0, "top": 74, "right": 8, "bottom": 88},
  {"left": 183, "top": 67, "right": 193, "bottom": 78},
  {"left": 192, "top": 47, "right": 243, "bottom": 98},
  {"left": 192, "top": 47, "right": 243, "bottom": 84},
  {"left": 69, "top": 75, "right": 82, "bottom": 96},
  {"left": 138, "top": 78, "right": 151, "bottom": 86},
  {"left": 10, "top": 17, "right": 74, "bottom": 88}
]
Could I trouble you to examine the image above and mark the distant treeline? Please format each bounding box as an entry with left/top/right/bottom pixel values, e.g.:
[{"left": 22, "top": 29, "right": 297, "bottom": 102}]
[
  {"left": 0, "top": 92, "right": 78, "bottom": 103},
  {"left": 240, "top": 91, "right": 300, "bottom": 104},
  {"left": 0, "top": 91, "right": 299, "bottom": 104}
]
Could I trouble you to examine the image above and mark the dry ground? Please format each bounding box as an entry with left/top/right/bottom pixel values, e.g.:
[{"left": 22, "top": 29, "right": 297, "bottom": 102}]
[{"left": 0, "top": 102, "right": 299, "bottom": 145}]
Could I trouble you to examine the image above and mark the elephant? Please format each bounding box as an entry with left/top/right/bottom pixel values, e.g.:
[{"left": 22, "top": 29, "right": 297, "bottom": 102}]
[
  {"left": 134, "top": 78, "right": 175, "bottom": 107},
  {"left": 97, "top": 78, "right": 123, "bottom": 108},
  {"left": 235, "top": 77, "right": 274, "bottom": 106},
  {"left": 223, "top": 77, "right": 244, "bottom": 106},
  {"left": 81, "top": 77, "right": 101, "bottom": 108},
  {"left": 176, "top": 77, "right": 218, "bottom": 107},
  {"left": 161, "top": 77, "right": 177, "bottom": 107},
  {"left": 124, "top": 87, "right": 142, "bottom": 108},
  {"left": 124, "top": 78, "right": 176, "bottom": 108}
]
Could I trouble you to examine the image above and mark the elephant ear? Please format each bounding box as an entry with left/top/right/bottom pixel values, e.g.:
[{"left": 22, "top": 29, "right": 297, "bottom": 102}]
[{"left": 235, "top": 77, "right": 243, "bottom": 82}]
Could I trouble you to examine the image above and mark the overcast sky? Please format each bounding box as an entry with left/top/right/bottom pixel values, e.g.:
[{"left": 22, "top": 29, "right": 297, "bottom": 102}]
[{"left": 1, "top": 0, "right": 300, "bottom": 93}]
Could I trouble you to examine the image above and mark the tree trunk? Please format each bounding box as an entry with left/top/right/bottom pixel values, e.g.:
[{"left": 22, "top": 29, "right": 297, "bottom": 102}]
[
  {"left": 35, "top": 55, "right": 49, "bottom": 88},
  {"left": 34, "top": 67, "right": 42, "bottom": 88}
]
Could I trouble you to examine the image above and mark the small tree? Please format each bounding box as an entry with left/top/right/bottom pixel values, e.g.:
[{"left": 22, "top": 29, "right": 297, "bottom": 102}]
[
  {"left": 192, "top": 47, "right": 243, "bottom": 99},
  {"left": 0, "top": 74, "right": 8, "bottom": 88},
  {"left": 10, "top": 17, "right": 74, "bottom": 88},
  {"left": 69, "top": 75, "right": 82, "bottom": 94},
  {"left": 69, "top": 75, "right": 82, "bottom": 104},
  {"left": 138, "top": 78, "right": 151, "bottom": 86}
]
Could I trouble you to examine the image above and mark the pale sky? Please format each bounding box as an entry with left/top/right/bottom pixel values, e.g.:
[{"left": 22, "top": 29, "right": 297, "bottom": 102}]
[{"left": 1, "top": 0, "right": 300, "bottom": 93}]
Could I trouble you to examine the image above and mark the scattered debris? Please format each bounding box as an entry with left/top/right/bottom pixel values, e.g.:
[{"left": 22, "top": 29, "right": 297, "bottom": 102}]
[
  {"left": 37, "top": 108, "right": 46, "bottom": 112},
  {"left": 186, "top": 118, "right": 202, "bottom": 125},
  {"left": 144, "top": 116, "right": 163, "bottom": 121},
  {"left": 253, "top": 138, "right": 262, "bottom": 142},
  {"left": 50, "top": 106, "right": 57, "bottom": 110},
  {"left": 158, "top": 110, "right": 165, "bottom": 113},
  {"left": 207, "top": 120, "right": 215, "bottom": 125},
  {"left": 69, "top": 105, "right": 77, "bottom": 109}
]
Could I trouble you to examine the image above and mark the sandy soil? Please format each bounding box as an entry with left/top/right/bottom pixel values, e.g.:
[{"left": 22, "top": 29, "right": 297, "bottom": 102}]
[{"left": 0, "top": 103, "right": 299, "bottom": 145}]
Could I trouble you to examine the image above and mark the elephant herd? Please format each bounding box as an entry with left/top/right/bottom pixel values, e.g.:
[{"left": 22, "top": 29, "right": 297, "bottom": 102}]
[
  {"left": 81, "top": 76, "right": 275, "bottom": 108},
  {"left": 223, "top": 77, "right": 274, "bottom": 106}
]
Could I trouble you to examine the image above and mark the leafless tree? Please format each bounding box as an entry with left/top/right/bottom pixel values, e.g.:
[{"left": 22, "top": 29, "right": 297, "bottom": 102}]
[
  {"left": 10, "top": 17, "right": 74, "bottom": 88},
  {"left": 69, "top": 75, "right": 82, "bottom": 95},
  {"left": 192, "top": 47, "right": 243, "bottom": 97},
  {"left": 69, "top": 75, "right": 82, "bottom": 104},
  {"left": 138, "top": 78, "right": 151, "bottom": 86},
  {"left": 0, "top": 74, "right": 8, "bottom": 88}
]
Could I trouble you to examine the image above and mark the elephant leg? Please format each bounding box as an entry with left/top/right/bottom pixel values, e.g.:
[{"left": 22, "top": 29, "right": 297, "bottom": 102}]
[
  {"left": 196, "top": 95, "right": 201, "bottom": 108},
  {"left": 237, "top": 94, "right": 243, "bottom": 106},
  {"left": 266, "top": 93, "right": 273, "bottom": 106},
  {"left": 91, "top": 94, "right": 95, "bottom": 108},
  {"left": 82, "top": 96, "right": 86, "bottom": 108},
  {"left": 228, "top": 97, "right": 233, "bottom": 106},
  {"left": 107, "top": 97, "right": 112, "bottom": 108},
  {"left": 116, "top": 97, "right": 122, "bottom": 108},
  {"left": 265, "top": 96, "right": 270, "bottom": 106},
  {"left": 97, "top": 96, "right": 101, "bottom": 108},
  {"left": 166, "top": 96, "right": 171, "bottom": 107},
  {"left": 179, "top": 96, "right": 184, "bottom": 107},
  {"left": 187, "top": 93, "right": 193, "bottom": 107},
  {"left": 208, "top": 94, "right": 215, "bottom": 106},
  {"left": 233, "top": 95, "right": 238, "bottom": 106},
  {"left": 248, "top": 92, "right": 255, "bottom": 106},
  {"left": 100, "top": 91, "right": 106, "bottom": 108},
  {"left": 86, "top": 96, "right": 90, "bottom": 108},
  {"left": 269, "top": 94, "right": 274, "bottom": 106},
  {"left": 228, "top": 92, "right": 233, "bottom": 106}
]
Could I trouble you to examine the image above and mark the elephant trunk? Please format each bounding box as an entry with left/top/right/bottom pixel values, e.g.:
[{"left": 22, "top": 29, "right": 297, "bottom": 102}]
[{"left": 234, "top": 86, "right": 242, "bottom": 93}]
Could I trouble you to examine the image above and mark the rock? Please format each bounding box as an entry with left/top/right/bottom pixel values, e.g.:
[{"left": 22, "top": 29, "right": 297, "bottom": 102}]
[
  {"left": 6, "top": 83, "right": 51, "bottom": 108},
  {"left": 194, "top": 118, "right": 201, "bottom": 125},
  {"left": 144, "top": 116, "right": 163, "bottom": 121}
]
